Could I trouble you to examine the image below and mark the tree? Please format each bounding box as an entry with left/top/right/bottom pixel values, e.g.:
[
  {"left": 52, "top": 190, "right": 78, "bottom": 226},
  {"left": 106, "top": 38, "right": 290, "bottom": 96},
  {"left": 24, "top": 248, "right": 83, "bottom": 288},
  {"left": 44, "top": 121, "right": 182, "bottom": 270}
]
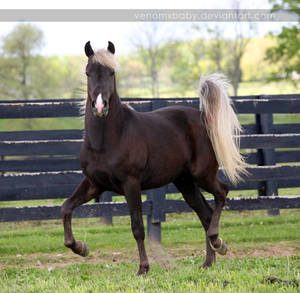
[
  {"left": 206, "top": 25, "right": 226, "bottom": 72},
  {"left": 265, "top": 0, "right": 300, "bottom": 83},
  {"left": 241, "top": 37, "right": 280, "bottom": 82},
  {"left": 223, "top": 0, "right": 256, "bottom": 96},
  {"left": 167, "top": 41, "right": 195, "bottom": 95},
  {"left": 1, "top": 23, "right": 44, "bottom": 100},
  {"left": 194, "top": 11, "right": 254, "bottom": 96},
  {"left": 117, "top": 54, "right": 147, "bottom": 97},
  {"left": 0, "top": 24, "right": 84, "bottom": 101},
  {"left": 161, "top": 36, "right": 208, "bottom": 96},
  {"left": 225, "top": 26, "right": 251, "bottom": 96},
  {"left": 131, "top": 23, "right": 168, "bottom": 97}
]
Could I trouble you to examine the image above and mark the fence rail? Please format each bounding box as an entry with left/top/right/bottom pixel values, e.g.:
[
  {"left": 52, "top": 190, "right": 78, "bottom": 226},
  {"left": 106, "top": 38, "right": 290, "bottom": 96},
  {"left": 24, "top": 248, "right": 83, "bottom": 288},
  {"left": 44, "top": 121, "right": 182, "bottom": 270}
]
[
  {"left": 1, "top": 95, "right": 300, "bottom": 118},
  {"left": 1, "top": 94, "right": 300, "bottom": 241}
]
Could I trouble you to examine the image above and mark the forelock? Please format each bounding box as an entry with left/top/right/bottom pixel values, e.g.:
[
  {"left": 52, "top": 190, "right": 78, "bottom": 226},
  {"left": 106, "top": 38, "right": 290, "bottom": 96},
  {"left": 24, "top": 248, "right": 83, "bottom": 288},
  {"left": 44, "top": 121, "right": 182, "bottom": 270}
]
[{"left": 91, "top": 48, "right": 119, "bottom": 71}]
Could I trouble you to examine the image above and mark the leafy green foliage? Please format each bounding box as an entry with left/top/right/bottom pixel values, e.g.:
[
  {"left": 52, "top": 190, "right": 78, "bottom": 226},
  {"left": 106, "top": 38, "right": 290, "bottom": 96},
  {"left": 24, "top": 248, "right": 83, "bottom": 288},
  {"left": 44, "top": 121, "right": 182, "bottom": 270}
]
[
  {"left": 2, "top": 23, "right": 44, "bottom": 58},
  {"left": 1, "top": 24, "right": 44, "bottom": 100},
  {"left": 1, "top": 23, "right": 298, "bottom": 101},
  {"left": 266, "top": 0, "right": 300, "bottom": 83},
  {"left": 0, "top": 24, "right": 84, "bottom": 101}
]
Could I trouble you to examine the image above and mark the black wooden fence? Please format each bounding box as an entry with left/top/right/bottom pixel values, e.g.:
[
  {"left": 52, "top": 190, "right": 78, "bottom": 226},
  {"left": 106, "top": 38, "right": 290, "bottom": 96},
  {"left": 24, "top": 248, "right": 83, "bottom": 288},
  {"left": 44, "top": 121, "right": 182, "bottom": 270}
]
[{"left": 1, "top": 95, "right": 300, "bottom": 242}]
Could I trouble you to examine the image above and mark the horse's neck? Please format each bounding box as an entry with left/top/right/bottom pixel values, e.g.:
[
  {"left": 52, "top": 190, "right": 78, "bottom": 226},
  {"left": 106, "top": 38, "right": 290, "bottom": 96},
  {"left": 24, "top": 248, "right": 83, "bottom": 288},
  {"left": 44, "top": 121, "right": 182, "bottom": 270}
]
[{"left": 84, "top": 92, "right": 123, "bottom": 150}]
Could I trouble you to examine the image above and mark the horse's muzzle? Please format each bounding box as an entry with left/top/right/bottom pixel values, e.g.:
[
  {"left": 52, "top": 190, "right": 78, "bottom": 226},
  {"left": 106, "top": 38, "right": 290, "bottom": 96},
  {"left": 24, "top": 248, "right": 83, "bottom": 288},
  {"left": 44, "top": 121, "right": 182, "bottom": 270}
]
[{"left": 91, "top": 93, "right": 109, "bottom": 118}]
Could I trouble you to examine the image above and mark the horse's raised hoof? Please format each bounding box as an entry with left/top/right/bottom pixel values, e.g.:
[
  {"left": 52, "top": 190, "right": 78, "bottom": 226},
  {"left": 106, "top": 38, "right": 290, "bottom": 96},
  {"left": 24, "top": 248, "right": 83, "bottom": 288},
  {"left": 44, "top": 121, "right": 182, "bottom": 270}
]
[
  {"left": 137, "top": 264, "right": 150, "bottom": 275},
  {"left": 209, "top": 238, "right": 227, "bottom": 256},
  {"left": 217, "top": 240, "right": 227, "bottom": 255},
  {"left": 73, "top": 240, "right": 89, "bottom": 257}
]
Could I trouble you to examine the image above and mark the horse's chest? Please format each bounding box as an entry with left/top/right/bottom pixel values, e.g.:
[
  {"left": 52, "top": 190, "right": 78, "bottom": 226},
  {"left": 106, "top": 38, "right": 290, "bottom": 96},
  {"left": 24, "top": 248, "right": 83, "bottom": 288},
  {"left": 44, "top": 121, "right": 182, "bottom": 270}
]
[{"left": 80, "top": 148, "right": 124, "bottom": 192}]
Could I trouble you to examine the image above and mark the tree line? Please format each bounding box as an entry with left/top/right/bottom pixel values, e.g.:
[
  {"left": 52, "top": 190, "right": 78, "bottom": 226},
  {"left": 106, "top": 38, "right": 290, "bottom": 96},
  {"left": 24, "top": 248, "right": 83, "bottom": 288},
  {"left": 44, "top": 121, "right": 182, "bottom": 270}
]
[
  {"left": 0, "top": 24, "right": 84, "bottom": 101},
  {"left": 0, "top": 0, "right": 299, "bottom": 100}
]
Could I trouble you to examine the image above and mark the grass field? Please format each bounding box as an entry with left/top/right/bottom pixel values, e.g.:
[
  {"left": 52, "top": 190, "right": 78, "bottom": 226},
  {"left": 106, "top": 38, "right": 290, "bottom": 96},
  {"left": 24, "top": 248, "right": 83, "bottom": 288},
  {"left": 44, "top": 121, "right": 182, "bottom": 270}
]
[
  {"left": 0, "top": 81, "right": 299, "bottom": 292},
  {"left": 119, "top": 80, "right": 300, "bottom": 98},
  {"left": 0, "top": 210, "right": 300, "bottom": 292}
]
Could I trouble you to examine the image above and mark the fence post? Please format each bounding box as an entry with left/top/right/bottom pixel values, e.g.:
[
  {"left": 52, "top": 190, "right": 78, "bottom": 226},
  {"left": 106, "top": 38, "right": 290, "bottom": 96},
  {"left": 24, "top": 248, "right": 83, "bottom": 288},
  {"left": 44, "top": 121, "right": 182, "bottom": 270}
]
[
  {"left": 255, "top": 95, "right": 279, "bottom": 215},
  {"left": 146, "top": 186, "right": 166, "bottom": 243},
  {"left": 96, "top": 191, "right": 113, "bottom": 225}
]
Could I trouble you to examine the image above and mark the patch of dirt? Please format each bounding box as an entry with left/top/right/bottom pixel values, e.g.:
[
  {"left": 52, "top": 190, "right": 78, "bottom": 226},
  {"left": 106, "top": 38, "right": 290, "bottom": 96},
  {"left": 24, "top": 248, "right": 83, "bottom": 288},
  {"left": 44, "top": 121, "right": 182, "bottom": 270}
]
[
  {"left": 148, "top": 242, "right": 177, "bottom": 270},
  {"left": 225, "top": 242, "right": 300, "bottom": 258},
  {"left": 1, "top": 241, "right": 299, "bottom": 270},
  {"left": 167, "top": 241, "right": 300, "bottom": 259},
  {"left": 0, "top": 251, "right": 138, "bottom": 270}
]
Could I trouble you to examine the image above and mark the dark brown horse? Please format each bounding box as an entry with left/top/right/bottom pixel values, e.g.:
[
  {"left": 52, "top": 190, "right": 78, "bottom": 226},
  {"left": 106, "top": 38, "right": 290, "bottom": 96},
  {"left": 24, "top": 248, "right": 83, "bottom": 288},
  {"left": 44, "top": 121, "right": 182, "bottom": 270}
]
[{"left": 61, "top": 41, "right": 247, "bottom": 275}]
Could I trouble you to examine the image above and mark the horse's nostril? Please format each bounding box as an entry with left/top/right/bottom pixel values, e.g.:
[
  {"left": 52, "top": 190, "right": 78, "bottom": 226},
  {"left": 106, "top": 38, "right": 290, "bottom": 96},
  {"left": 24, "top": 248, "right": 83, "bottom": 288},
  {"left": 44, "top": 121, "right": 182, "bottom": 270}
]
[
  {"left": 103, "top": 100, "right": 107, "bottom": 108},
  {"left": 92, "top": 101, "right": 95, "bottom": 108}
]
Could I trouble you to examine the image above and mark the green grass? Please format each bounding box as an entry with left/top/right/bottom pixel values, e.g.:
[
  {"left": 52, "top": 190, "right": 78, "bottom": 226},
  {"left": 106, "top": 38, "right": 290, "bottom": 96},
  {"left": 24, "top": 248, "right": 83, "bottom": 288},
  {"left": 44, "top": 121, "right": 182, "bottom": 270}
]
[
  {"left": 0, "top": 117, "right": 83, "bottom": 132},
  {"left": 274, "top": 114, "right": 300, "bottom": 124},
  {"left": 0, "top": 209, "right": 299, "bottom": 256},
  {"left": 119, "top": 80, "right": 300, "bottom": 98},
  {"left": 233, "top": 80, "right": 300, "bottom": 96},
  {"left": 1, "top": 185, "right": 300, "bottom": 209},
  {"left": 0, "top": 210, "right": 300, "bottom": 292},
  {"left": 238, "top": 113, "right": 300, "bottom": 126},
  {"left": 1, "top": 257, "right": 299, "bottom": 293}
]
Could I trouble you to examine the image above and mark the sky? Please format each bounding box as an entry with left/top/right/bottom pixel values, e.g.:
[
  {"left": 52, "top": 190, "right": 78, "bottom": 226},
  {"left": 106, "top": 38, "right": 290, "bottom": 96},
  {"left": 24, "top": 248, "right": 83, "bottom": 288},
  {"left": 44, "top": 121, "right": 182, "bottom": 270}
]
[{"left": 0, "top": 0, "right": 293, "bottom": 56}]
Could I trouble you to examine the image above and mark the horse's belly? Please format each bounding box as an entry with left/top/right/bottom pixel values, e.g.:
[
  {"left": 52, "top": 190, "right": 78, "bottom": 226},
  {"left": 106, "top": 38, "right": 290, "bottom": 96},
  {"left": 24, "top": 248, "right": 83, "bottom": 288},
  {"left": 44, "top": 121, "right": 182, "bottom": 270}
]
[{"left": 141, "top": 157, "right": 188, "bottom": 190}]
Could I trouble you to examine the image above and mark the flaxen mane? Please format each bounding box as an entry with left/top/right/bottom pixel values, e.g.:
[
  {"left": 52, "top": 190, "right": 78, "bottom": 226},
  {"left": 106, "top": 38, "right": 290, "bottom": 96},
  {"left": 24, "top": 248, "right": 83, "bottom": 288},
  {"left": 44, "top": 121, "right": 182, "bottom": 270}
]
[{"left": 92, "top": 48, "right": 119, "bottom": 71}]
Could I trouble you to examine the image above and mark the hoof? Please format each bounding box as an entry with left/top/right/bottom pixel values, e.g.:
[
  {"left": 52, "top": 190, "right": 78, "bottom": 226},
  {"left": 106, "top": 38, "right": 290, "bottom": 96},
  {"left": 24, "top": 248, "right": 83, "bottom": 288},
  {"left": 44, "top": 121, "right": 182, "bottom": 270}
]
[
  {"left": 137, "top": 264, "right": 150, "bottom": 275},
  {"left": 202, "top": 261, "right": 213, "bottom": 269},
  {"left": 217, "top": 240, "right": 227, "bottom": 255},
  {"left": 74, "top": 240, "right": 89, "bottom": 257},
  {"left": 209, "top": 238, "right": 227, "bottom": 256}
]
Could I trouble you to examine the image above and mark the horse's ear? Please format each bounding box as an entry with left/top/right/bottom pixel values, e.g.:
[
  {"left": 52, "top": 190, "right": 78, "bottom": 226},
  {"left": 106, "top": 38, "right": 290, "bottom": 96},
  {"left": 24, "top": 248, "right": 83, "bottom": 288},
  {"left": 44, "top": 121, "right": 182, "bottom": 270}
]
[
  {"left": 84, "top": 41, "right": 94, "bottom": 58},
  {"left": 107, "top": 41, "right": 115, "bottom": 54}
]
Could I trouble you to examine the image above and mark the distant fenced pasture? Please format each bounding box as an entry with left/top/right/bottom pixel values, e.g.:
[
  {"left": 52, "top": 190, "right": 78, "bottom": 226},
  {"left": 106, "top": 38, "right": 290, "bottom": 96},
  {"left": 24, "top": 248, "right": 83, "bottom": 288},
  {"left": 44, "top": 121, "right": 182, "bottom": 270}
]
[{"left": 0, "top": 94, "right": 300, "bottom": 241}]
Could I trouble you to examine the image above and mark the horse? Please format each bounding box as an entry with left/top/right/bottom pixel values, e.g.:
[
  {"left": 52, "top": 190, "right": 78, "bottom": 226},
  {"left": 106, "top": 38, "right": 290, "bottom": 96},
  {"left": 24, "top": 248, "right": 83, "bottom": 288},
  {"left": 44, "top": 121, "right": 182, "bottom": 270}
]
[{"left": 61, "top": 41, "right": 247, "bottom": 275}]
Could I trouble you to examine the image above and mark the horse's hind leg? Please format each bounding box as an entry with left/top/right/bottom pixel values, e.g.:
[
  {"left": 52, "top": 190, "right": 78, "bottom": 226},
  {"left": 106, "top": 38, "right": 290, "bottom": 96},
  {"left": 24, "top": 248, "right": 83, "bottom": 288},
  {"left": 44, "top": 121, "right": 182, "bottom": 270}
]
[
  {"left": 199, "top": 176, "right": 228, "bottom": 255},
  {"left": 61, "top": 177, "right": 102, "bottom": 257},
  {"left": 174, "top": 175, "right": 216, "bottom": 268}
]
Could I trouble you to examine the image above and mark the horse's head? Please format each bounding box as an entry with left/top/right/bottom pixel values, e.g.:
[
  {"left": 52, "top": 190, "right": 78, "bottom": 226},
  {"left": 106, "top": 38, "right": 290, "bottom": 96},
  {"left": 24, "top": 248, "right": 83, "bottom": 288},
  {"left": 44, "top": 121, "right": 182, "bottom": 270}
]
[{"left": 84, "top": 41, "right": 117, "bottom": 118}]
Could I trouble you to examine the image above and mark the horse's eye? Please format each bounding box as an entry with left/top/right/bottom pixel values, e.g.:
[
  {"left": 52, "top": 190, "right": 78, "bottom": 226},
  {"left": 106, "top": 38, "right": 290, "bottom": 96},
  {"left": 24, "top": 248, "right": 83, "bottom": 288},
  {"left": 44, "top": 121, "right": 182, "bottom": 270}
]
[
  {"left": 85, "top": 72, "right": 89, "bottom": 77},
  {"left": 110, "top": 71, "right": 115, "bottom": 76}
]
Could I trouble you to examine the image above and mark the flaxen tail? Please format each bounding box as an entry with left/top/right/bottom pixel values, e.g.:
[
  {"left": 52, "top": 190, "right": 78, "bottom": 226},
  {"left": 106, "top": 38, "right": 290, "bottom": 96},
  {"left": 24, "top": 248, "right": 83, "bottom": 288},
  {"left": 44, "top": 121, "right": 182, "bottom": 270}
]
[{"left": 199, "top": 74, "right": 248, "bottom": 185}]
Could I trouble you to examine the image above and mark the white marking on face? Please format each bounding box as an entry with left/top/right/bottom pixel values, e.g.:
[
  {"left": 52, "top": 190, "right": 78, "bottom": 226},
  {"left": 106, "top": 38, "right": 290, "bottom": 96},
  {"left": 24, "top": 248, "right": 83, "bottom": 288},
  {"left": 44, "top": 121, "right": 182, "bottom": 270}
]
[{"left": 95, "top": 93, "right": 104, "bottom": 113}]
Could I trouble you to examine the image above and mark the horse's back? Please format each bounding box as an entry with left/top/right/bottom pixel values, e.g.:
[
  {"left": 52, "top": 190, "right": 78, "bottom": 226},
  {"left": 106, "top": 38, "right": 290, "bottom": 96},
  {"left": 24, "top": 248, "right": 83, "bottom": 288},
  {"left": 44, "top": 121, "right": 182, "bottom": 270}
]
[{"left": 125, "top": 104, "right": 202, "bottom": 131}]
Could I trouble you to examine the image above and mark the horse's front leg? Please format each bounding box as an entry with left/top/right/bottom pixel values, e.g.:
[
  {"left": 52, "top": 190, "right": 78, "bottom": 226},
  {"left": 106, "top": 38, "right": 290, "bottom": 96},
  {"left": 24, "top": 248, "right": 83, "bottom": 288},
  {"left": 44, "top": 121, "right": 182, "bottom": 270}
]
[
  {"left": 124, "top": 177, "right": 149, "bottom": 275},
  {"left": 61, "top": 177, "right": 102, "bottom": 257}
]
